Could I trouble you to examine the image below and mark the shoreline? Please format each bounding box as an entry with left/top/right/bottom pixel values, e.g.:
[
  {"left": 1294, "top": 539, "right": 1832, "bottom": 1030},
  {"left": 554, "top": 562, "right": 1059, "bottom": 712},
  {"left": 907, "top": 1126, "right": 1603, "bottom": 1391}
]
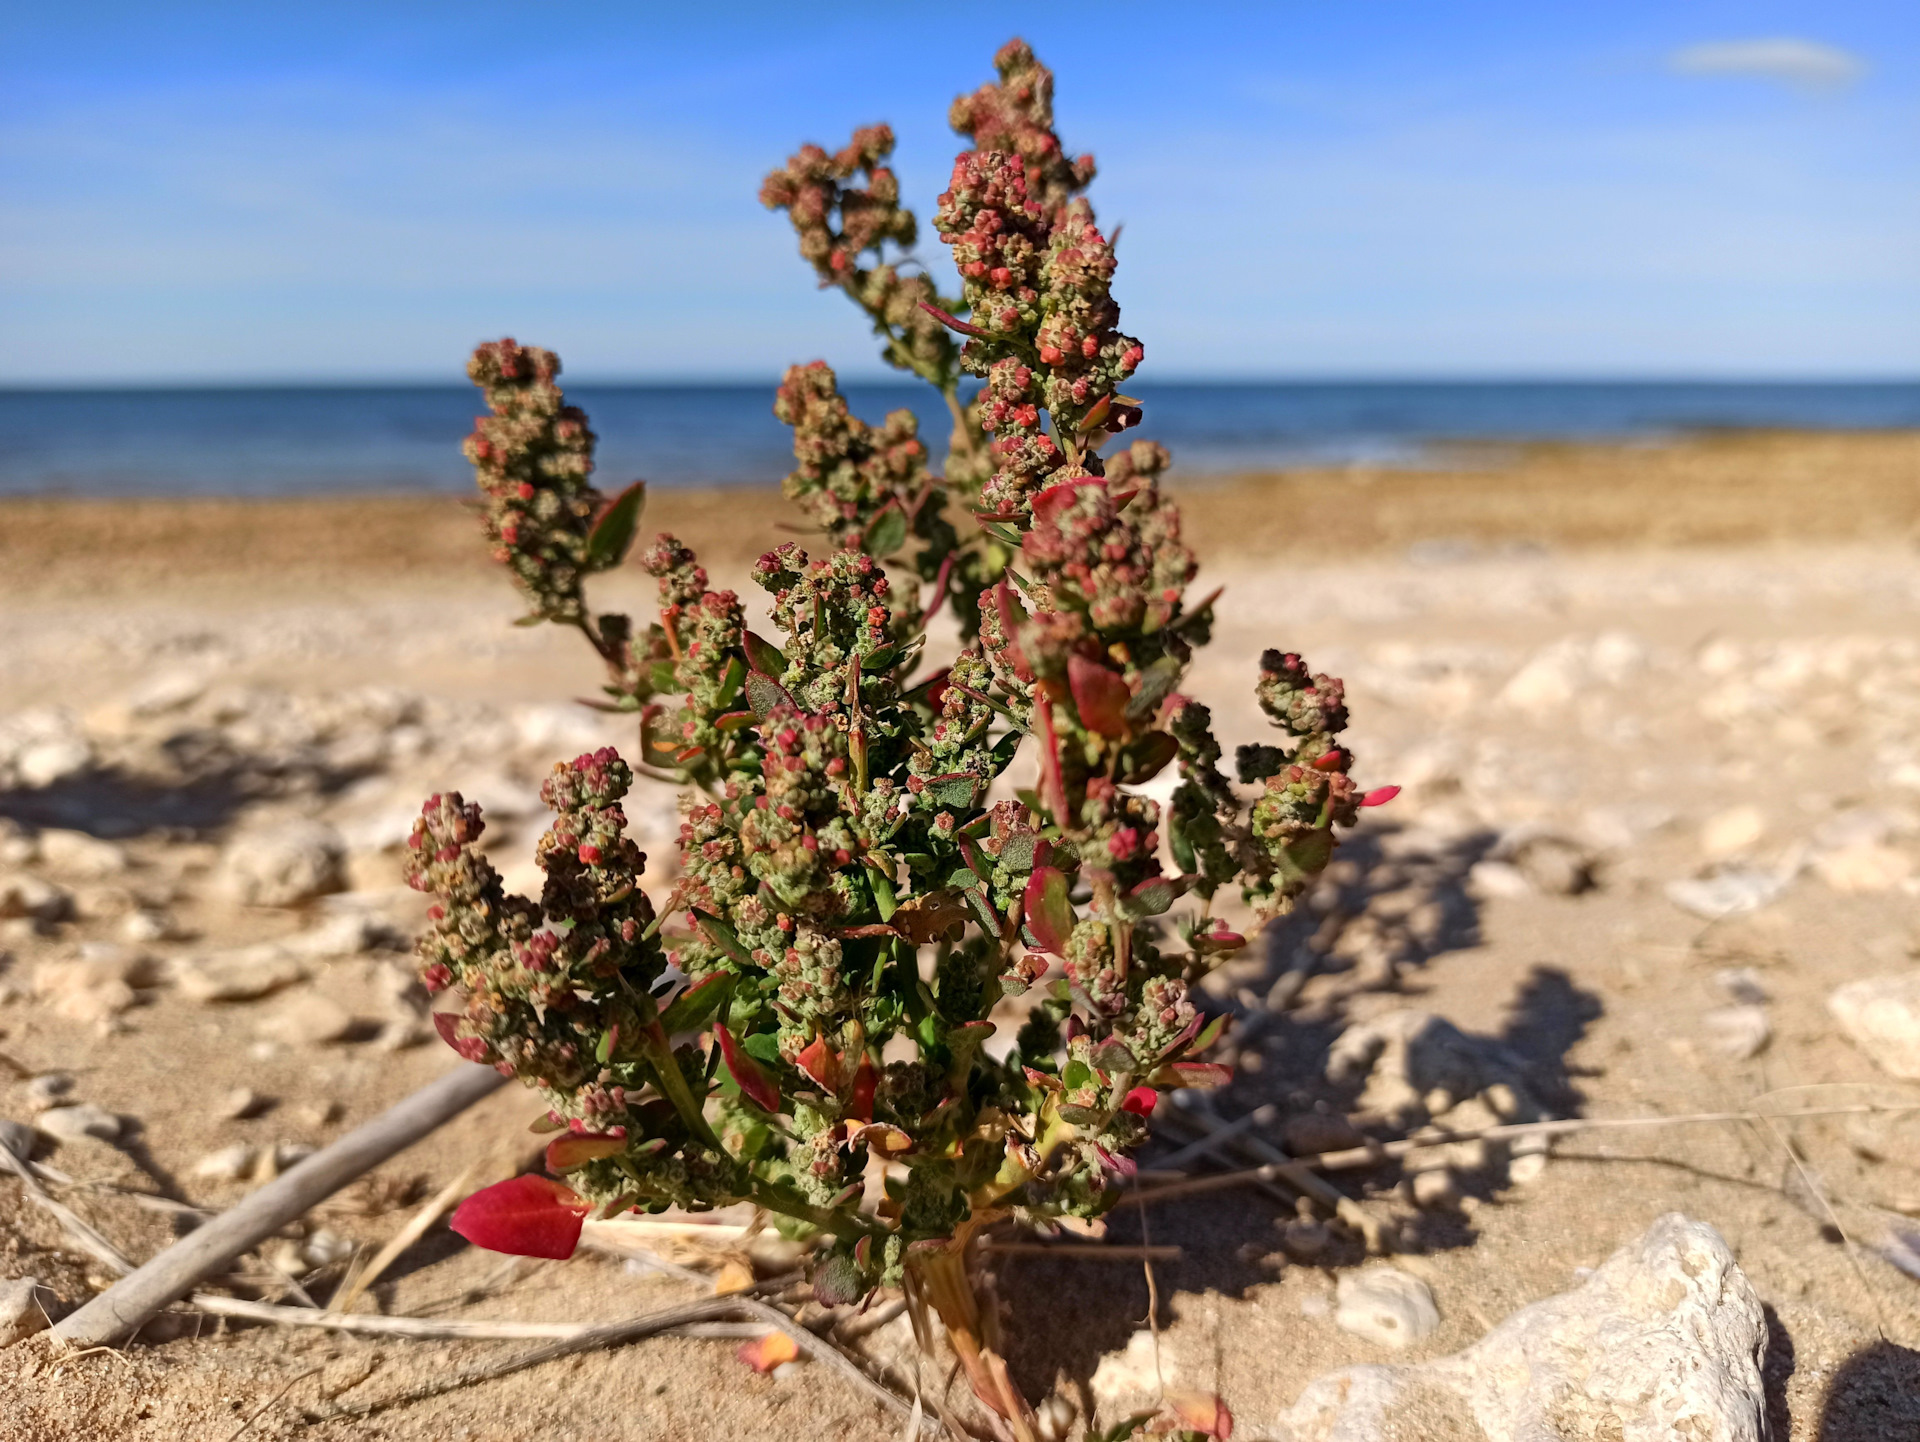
[{"left": 1, "top": 428, "right": 1913, "bottom": 600}]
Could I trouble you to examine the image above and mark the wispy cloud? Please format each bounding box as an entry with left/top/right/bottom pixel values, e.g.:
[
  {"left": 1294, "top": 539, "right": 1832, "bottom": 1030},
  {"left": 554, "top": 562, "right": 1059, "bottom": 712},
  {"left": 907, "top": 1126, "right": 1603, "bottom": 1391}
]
[{"left": 1668, "top": 38, "right": 1866, "bottom": 93}]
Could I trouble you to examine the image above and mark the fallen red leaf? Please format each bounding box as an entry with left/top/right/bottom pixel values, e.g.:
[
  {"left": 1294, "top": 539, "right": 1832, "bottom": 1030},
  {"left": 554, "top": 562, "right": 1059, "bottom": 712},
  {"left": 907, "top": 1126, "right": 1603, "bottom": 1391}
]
[
  {"left": 736, "top": 1329, "right": 800, "bottom": 1374},
  {"left": 449, "top": 1174, "right": 589, "bottom": 1259}
]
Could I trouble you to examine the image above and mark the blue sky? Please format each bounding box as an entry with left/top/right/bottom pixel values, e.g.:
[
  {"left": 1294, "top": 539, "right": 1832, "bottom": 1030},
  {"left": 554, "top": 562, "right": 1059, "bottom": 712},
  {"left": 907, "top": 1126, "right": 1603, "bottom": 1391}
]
[{"left": 2, "top": 2, "right": 1915, "bottom": 383}]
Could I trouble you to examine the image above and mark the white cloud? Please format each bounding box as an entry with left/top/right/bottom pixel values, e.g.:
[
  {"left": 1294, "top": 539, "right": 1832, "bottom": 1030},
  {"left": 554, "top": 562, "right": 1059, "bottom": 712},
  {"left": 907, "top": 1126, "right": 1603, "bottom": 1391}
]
[{"left": 1668, "top": 38, "right": 1866, "bottom": 93}]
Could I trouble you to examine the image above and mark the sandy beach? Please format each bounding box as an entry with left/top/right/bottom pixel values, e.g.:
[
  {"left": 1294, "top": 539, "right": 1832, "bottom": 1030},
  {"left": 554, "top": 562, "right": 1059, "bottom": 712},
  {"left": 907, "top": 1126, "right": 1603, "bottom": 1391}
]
[{"left": 4, "top": 430, "right": 1920, "bottom": 1439}]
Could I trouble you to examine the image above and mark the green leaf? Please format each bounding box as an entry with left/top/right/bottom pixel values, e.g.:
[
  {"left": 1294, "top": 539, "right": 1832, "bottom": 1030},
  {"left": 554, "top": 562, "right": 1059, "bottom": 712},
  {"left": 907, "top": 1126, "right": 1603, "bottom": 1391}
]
[
  {"left": 927, "top": 773, "right": 982, "bottom": 809},
  {"left": 585, "top": 480, "right": 647, "bottom": 570},
  {"left": 863, "top": 504, "right": 908, "bottom": 558},
  {"left": 979, "top": 520, "right": 1022, "bottom": 546},
  {"left": 743, "top": 631, "right": 786, "bottom": 676},
  {"left": 1116, "top": 730, "right": 1178, "bottom": 785},
  {"left": 745, "top": 671, "right": 794, "bottom": 721},
  {"left": 658, "top": 973, "right": 731, "bottom": 1033},
  {"left": 692, "top": 910, "right": 758, "bottom": 968},
  {"left": 1124, "top": 875, "right": 1184, "bottom": 918},
  {"left": 995, "top": 831, "right": 1046, "bottom": 874},
  {"left": 1168, "top": 815, "right": 1198, "bottom": 874},
  {"left": 1022, "top": 867, "right": 1075, "bottom": 954},
  {"left": 741, "top": 1030, "right": 782, "bottom": 1065},
  {"left": 713, "top": 654, "right": 747, "bottom": 709},
  {"left": 1126, "top": 655, "right": 1185, "bottom": 723}
]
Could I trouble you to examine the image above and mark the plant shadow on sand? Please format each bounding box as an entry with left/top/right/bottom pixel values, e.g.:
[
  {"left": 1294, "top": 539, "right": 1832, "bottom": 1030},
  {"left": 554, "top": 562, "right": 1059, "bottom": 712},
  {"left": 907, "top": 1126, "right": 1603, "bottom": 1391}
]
[{"left": 999, "top": 819, "right": 1606, "bottom": 1407}]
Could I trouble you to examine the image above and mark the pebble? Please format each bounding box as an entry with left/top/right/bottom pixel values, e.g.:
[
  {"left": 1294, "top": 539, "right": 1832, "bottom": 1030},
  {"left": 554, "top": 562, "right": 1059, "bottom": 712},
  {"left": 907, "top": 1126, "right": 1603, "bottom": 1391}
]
[
  {"left": 255, "top": 995, "right": 355, "bottom": 1047},
  {"left": 1468, "top": 860, "right": 1533, "bottom": 899},
  {"left": 0, "top": 873, "right": 73, "bottom": 923},
  {"left": 37, "top": 1103, "right": 121, "bottom": 1144},
  {"left": 35, "top": 830, "right": 128, "bottom": 880},
  {"left": 192, "top": 1143, "right": 258, "bottom": 1181},
  {"left": 1814, "top": 845, "right": 1914, "bottom": 894},
  {"left": 1701, "top": 1004, "right": 1772, "bottom": 1060},
  {"left": 1280, "top": 1217, "right": 1331, "bottom": 1259},
  {"left": 24, "top": 1073, "right": 76, "bottom": 1110},
  {"left": 1334, "top": 1266, "right": 1440, "bottom": 1348},
  {"left": 0, "top": 1119, "right": 38, "bottom": 1162},
  {"left": 1700, "top": 805, "right": 1766, "bottom": 859},
  {"left": 173, "top": 946, "right": 309, "bottom": 1003},
  {"left": 1666, "top": 868, "right": 1787, "bottom": 920},
  {"left": 214, "top": 1087, "right": 268, "bottom": 1120},
  {"left": 1829, "top": 973, "right": 1920, "bottom": 1079},
  {"left": 119, "top": 909, "right": 177, "bottom": 944},
  {"left": 1508, "top": 1152, "right": 1549, "bottom": 1186},
  {"left": 220, "top": 819, "right": 348, "bottom": 907},
  {"left": 1512, "top": 837, "right": 1592, "bottom": 896},
  {"left": 1410, "top": 1168, "right": 1462, "bottom": 1210},
  {"left": 302, "top": 1229, "right": 354, "bottom": 1268}
]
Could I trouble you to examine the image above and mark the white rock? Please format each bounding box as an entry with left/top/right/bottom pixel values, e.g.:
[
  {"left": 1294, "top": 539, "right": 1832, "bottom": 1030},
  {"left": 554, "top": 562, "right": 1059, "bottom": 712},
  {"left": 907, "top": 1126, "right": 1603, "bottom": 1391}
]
[
  {"left": 119, "top": 909, "right": 176, "bottom": 943},
  {"left": 37, "top": 1103, "right": 121, "bottom": 1144},
  {"left": 126, "top": 667, "right": 211, "bottom": 717},
  {"left": 1813, "top": 844, "right": 1913, "bottom": 894},
  {"left": 283, "top": 910, "right": 389, "bottom": 959},
  {"left": 1701, "top": 1005, "right": 1771, "bottom": 1061},
  {"left": 1255, "top": 1214, "right": 1765, "bottom": 1442},
  {"left": 1589, "top": 631, "right": 1648, "bottom": 684},
  {"left": 1333, "top": 1267, "right": 1439, "bottom": 1349},
  {"left": 220, "top": 820, "right": 347, "bottom": 907},
  {"left": 302, "top": 1228, "right": 355, "bottom": 1268},
  {"left": 173, "top": 945, "right": 310, "bottom": 1003},
  {"left": 192, "top": 1143, "right": 258, "bottom": 1182},
  {"left": 1507, "top": 1152, "right": 1549, "bottom": 1186},
  {"left": 1700, "top": 806, "right": 1766, "bottom": 860},
  {"left": 0, "top": 874, "right": 73, "bottom": 923},
  {"left": 34, "top": 830, "right": 127, "bottom": 880},
  {"left": 1512, "top": 837, "right": 1591, "bottom": 896},
  {"left": 1829, "top": 973, "right": 1920, "bottom": 1079},
  {"left": 24, "top": 1073, "right": 75, "bottom": 1110},
  {"left": 16, "top": 737, "right": 92, "bottom": 788},
  {"left": 0, "top": 1276, "right": 59, "bottom": 1346},
  {"left": 1665, "top": 869, "right": 1787, "bottom": 921},
  {"left": 255, "top": 995, "right": 355, "bottom": 1047},
  {"left": 1467, "top": 860, "right": 1532, "bottom": 900},
  {"left": 1498, "top": 646, "right": 1582, "bottom": 715},
  {"left": 214, "top": 1087, "right": 267, "bottom": 1120},
  {"left": 0, "top": 820, "right": 35, "bottom": 867}
]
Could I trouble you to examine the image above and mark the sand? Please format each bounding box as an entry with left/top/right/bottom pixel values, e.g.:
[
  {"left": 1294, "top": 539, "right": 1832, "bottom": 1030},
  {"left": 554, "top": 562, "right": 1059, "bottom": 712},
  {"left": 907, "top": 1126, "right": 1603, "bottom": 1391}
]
[{"left": 2, "top": 431, "right": 1919, "bottom": 1439}]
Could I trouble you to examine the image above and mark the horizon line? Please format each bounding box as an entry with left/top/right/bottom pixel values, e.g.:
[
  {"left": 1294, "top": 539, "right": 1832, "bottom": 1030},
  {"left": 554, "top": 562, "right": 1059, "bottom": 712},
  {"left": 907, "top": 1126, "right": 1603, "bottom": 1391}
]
[{"left": 5, "top": 372, "right": 1918, "bottom": 393}]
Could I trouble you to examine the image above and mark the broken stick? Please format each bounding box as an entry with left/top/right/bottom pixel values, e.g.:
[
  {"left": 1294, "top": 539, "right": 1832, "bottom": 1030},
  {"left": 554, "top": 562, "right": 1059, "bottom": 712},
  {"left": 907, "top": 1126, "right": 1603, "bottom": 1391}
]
[{"left": 50, "top": 1062, "right": 506, "bottom": 1350}]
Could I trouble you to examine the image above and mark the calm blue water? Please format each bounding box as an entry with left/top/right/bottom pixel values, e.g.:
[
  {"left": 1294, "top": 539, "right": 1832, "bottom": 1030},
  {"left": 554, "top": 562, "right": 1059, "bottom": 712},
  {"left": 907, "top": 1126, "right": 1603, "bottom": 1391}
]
[{"left": 1, "top": 381, "right": 1915, "bottom": 497}]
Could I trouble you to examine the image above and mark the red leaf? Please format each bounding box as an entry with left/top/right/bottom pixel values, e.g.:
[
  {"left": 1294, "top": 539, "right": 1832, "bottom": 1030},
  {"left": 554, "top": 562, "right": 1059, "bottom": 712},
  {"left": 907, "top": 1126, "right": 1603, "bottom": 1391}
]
[
  {"left": 849, "top": 1055, "right": 877, "bottom": 1123},
  {"left": 1033, "top": 704, "right": 1070, "bottom": 828},
  {"left": 715, "top": 1023, "right": 781, "bottom": 1113},
  {"left": 1167, "top": 1389, "right": 1234, "bottom": 1439},
  {"left": 1121, "top": 1085, "right": 1159, "bottom": 1117},
  {"left": 1067, "top": 654, "right": 1130, "bottom": 738},
  {"left": 432, "top": 1012, "right": 490, "bottom": 1064},
  {"left": 1360, "top": 785, "right": 1401, "bottom": 808},
  {"left": 1158, "top": 1061, "right": 1233, "bottom": 1089},
  {"left": 796, "top": 1035, "right": 841, "bottom": 1092},
  {"left": 1030, "top": 477, "right": 1102, "bottom": 525},
  {"left": 544, "top": 1133, "right": 627, "bottom": 1173},
  {"left": 922, "top": 552, "right": 955, "bottom": 622},
  {"left": 737, "top": 1329, "right": 800, "bottom": 1374},
  {"left": 1023, "top": 867, "right": 1076, "bottom": 955},
  {"left": 449, "top": 1174, "right": 589, "bottom": 1259}
]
